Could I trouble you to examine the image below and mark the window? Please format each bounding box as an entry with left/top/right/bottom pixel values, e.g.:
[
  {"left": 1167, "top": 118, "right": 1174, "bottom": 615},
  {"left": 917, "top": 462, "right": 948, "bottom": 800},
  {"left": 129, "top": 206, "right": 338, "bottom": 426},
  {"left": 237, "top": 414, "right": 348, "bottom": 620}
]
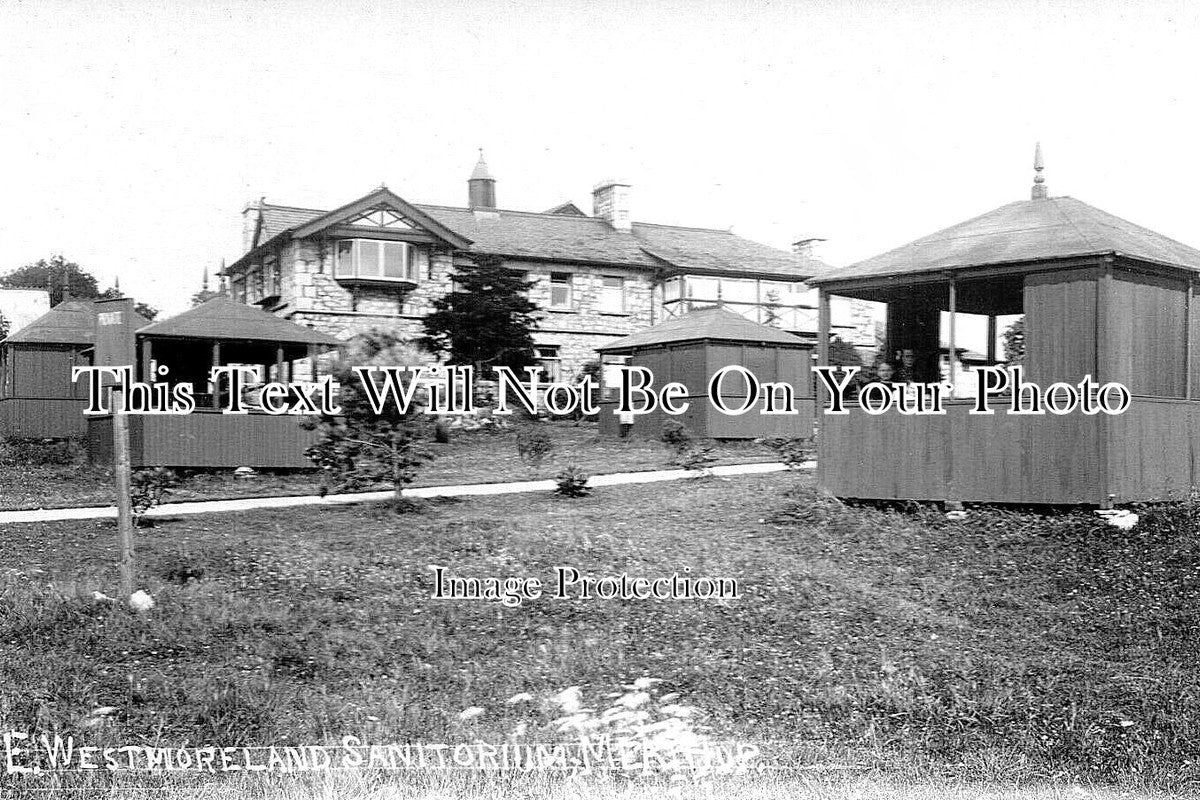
[
  {"left": 334, "top": 239, "right": 419, "bottom": 283},
  {"left": 535, "top": 346, "right": 562, "bottom": 382},
  {"left": 599, "top": 276, "right": 626, "bottom": 314},
  {"left": 550, "top": 272, "right": 572, "bottom": 308}
]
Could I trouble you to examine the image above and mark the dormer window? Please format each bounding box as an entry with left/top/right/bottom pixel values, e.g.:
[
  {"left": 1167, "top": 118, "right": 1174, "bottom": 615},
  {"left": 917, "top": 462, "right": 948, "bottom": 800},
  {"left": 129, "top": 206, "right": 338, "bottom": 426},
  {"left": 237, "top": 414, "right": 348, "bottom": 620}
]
[{"left": 334, "top": 239, "right": 420, "bottom": 286}]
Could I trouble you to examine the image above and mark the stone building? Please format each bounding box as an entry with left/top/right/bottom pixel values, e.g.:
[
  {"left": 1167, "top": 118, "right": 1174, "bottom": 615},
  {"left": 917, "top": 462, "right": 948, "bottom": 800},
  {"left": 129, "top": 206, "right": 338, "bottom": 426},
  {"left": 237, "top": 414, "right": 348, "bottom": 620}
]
[{"left": 223, "top": 153, "right": 839, "bottom": 378}]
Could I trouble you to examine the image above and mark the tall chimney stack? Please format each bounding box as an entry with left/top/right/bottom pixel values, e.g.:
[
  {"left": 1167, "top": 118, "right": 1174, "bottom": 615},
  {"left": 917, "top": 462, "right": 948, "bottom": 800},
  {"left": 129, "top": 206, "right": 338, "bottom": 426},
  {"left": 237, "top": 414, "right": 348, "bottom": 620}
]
[
  {"left": 468, "top": 150, "right": 497, "bottom": 209},
  {"left": 242, "top": 197, "right": 264, "bottom": 252},
  {"left": 592, "top": 179, "right": 632, "bottom": 230}
]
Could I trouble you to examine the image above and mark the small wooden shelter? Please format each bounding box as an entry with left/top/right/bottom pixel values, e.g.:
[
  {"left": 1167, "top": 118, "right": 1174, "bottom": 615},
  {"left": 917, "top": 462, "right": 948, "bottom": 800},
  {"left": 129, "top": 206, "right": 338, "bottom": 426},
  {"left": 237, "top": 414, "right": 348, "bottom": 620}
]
[
  {"left": 810, "top": 149, "right": 1200, "bottom": 505},
  {"left": 0, "top": 299, "right": 151, "bottom": 438},
  {"left": 596, "top": 306, "right": 814, "bottom": 439},
  {"left": 87, "top": 296, "right": 343, "bottom": 468}
]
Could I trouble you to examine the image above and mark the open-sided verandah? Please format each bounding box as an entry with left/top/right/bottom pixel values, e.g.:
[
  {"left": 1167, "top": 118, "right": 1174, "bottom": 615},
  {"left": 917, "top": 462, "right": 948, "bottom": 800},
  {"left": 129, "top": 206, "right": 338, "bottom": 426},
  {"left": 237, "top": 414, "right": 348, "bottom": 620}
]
[
  {"left": 86, "top": 296, "right": 343, "bottom": 469},
  {"left": 811, "top": 172, "right": 1200, "bottom": 506}
]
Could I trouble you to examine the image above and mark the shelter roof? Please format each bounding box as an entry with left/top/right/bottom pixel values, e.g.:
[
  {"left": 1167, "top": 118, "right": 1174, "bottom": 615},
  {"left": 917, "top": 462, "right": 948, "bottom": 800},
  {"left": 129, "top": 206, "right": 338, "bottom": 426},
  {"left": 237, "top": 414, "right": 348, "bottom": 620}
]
[
  {"left": 3, "top": 300, "right": 151, "bottom": 346},
  {"left": 136, "top": 296, "right": 342, "bottom": 346},
  {"left": 597, "top": 306, "right": 808, "bottom": 352},
  {"left": 811, "top": 196, "right": 1200, "bottom": 285}
]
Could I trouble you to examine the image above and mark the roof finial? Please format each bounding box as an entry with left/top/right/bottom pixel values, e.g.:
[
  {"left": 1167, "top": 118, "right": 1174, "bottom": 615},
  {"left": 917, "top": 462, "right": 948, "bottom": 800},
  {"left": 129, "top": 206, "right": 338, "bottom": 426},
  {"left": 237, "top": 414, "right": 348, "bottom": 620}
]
[
  {"left": 113, "top": 275, "right": 121, "bottom": 296},
  {"left": 201, "top": 264, "right": 209, "bottom": 291},
  {"left": 1031, "top": 142, "right": 1048, "bottom": 200}
]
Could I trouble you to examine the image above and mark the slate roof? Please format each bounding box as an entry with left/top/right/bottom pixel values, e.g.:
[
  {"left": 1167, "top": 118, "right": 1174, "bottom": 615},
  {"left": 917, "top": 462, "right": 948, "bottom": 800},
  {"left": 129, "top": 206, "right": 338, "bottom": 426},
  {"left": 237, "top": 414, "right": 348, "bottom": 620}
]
[
  {"left": 136, "top": 296, "right": 342, "bottom": 346},
  {"left": 812, "top": 196, "right": 1200, "bottom": 285},
  {"left": 597, "top": 306, "right": 808, "bottom": 352},
  {"left": 3, "top": 300, "right": 151, "bottom": 346},
  {"left": 250, "top": 199, "right": 823, "bottom": 280}
]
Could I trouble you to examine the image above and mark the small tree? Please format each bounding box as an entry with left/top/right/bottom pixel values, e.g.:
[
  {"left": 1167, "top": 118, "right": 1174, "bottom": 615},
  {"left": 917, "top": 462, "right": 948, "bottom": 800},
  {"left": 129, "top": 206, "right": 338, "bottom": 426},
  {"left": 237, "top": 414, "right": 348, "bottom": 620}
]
[
  {"left": 420, "top": 255, "right": 540, "bottom": 375},
  {"left": 762, "top": 289, "right": 783, "bottom": 328},
  {"left": 0, "top": 309, "right": 8, "bottom": 340},
  {"left": 1002, "top": 317, "right": 1025, "bottom": 364},
  {"left": 303, "top": 331, "right": 432, "bottom": 505}
]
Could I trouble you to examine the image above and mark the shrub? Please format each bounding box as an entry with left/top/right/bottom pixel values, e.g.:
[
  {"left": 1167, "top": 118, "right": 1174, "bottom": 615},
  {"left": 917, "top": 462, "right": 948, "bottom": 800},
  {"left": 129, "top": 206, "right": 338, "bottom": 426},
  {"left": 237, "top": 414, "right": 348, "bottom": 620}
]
[
  {"left": 0, "top": 436, "right": 85, "bottom": 467},
  {"left": 758, "top": 435, "right": 815, "bottom": 469},
  {"left": 554, "top": 465, "right": 591, "bottom": 497},
  {"left": 661, "top": 420, "right": 715, "bottom": 471},
  {"left": 516, "top": 427, "right": 554, "bottom": 469},
  {"left": 130, "top": 467, "right": 178, "bottom": 525}
]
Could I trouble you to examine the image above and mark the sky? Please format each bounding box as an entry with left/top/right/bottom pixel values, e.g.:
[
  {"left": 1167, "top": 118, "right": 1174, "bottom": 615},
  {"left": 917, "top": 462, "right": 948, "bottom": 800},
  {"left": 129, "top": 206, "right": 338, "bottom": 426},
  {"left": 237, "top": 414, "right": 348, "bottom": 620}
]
[{"left": 2, "top": 0, "right": 1199, "bottom": 318}]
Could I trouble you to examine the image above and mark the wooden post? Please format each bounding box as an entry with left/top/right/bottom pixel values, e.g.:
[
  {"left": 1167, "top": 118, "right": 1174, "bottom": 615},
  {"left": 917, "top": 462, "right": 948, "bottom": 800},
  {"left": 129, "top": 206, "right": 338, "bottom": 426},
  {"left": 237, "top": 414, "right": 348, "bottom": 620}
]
[
  {"left": 986, "top": 315, "right": 997, "bottom": 364},
  {"left": 211, "top": 341, "right": 221, "bottom": 409},
  {"left": 1186, "top": 275, "right": 1194, "bottom": 400},
  {"left": 817, "top": 289, "right": 831, "bottom": 405},
  {"left": 947, "top": 274, "right": 957, "bottom": 396},
  {"left": 275, "top": 346, "right": 285, "bottom": 383},
  {"left": 111, "top": 389, "right": 135, "bottom": 599},
  {"left": 140, "top": 337, "right": 154, "bottom": 382}
]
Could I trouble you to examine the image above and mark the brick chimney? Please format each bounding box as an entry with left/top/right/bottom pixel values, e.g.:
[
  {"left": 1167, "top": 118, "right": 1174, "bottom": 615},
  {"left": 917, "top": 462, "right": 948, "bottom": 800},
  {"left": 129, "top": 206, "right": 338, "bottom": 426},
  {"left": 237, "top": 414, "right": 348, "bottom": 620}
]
[
  {"left": 592, "top": 180, "right": 631, "bottom": 230},
  {"left": 792, "top": 237, "right": 826, "bottom": 259},
  {"left": 242, "top": 197, "right": 264, "bottom": 253}
]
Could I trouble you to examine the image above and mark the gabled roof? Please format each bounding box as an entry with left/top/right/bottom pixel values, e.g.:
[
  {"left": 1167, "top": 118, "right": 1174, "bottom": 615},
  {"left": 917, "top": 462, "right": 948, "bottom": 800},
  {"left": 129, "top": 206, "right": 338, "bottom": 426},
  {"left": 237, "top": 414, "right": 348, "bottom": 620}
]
[
  {"left": 3, "top": 300, "right": 151, "bottom": 346},
  {"left": 812, "top": 196, "right": 1200, "bottom": 285},
  {"left": 241, "top": 192, "right": 825, "bottom": 280},
  {"left": 290, "top": 187, "right": 473, "bottom": 249},
  {"left": 543, "top": 201, "right": 586, "bottom": 216},
  {"left": 597, "top": 306, "right": 807, "bottom": 352},
  {"left": 136, "top": 296, "right": 342, "bottom": 346}
]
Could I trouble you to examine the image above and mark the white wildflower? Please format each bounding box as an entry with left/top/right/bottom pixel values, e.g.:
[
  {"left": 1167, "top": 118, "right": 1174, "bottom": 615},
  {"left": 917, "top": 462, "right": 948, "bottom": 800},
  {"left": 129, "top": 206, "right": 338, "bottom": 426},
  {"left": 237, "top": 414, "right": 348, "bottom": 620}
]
[
  {"left": 505, "top": 692, "right": 534, "bottom": 704},
  {"left": 457, "top": 706, "right": 484, "bottom": 722},
  {"left": 129, "top": 590, "right": 155, "bottom": 612},
  {"left": 551, "top": 686, "right": 583, "bottom": 713}
]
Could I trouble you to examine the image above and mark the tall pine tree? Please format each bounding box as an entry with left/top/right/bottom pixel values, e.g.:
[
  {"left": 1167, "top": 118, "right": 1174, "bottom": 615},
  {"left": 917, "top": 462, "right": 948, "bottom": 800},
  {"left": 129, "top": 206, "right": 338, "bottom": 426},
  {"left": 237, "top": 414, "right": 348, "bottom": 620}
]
[{"left": 420, "top": 256, "right": 540, "bottom": 374}]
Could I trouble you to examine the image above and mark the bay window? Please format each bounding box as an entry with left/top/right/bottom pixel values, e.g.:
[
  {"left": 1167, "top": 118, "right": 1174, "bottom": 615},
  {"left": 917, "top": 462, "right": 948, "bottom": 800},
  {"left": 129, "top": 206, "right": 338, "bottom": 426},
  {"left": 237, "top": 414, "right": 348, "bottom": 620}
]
[{"left": 334, "top": 239, "right": 420, "bottom": 284}]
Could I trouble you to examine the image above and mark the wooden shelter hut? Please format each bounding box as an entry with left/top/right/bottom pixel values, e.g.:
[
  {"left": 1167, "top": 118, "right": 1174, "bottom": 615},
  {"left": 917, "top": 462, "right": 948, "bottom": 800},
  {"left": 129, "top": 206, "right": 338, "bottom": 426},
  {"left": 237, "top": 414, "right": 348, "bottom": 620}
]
[
  {"left": 596, "top": 306, "right": 814, "bottom": 439},
  {"left": 0, "top": 299, "right": 151, "bottom": 438},
  {"left": 87, "top": 296, "right": 343, "bottom": 468},
  {"left": 810, "top": 148, "right": 1200, "bottom": 505}
]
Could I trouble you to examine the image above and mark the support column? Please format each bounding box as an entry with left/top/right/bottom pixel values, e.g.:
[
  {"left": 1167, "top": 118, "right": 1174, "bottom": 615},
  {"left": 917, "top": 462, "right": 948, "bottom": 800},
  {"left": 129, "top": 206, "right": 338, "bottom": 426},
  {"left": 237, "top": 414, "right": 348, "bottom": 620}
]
[
  {"left": 817, "top": 289, "right": 831, "bottom": 407},
  {"left": 211, "top": 341, "right": 221, "bottom": 409},
  {"left": 140, "top": 338, "right": 153, "bottom": 383},
  {"left": 986, "top": 315, "right": 997, "bottom": 364},
  {"left": 947, "top": 274, "right": 957, "bottom": 396},
  {"left": 1187, "top": 276, "right": 1194, "bottom": 400}
]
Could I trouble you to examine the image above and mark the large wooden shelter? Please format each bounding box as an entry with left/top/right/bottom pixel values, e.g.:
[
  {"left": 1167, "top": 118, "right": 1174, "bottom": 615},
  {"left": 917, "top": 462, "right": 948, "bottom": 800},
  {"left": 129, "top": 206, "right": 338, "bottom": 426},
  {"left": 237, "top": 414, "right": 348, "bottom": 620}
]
[
  {"left": 596, "top": 306, "right": 814, "bottom": 439},
  {"left": 0, "top": 299, "right": 151, "bottom": 438},
  {"left": 88, "top": 296, "right": 343, "bottom": 468},
  {"left": 810, "top": 152, "right": 1200, "bottom": 506}
]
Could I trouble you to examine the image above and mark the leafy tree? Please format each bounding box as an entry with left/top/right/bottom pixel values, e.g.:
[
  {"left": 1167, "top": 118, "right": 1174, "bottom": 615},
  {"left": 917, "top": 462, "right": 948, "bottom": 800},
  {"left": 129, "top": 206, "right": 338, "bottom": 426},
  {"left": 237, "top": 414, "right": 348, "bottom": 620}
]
[
  {"left": 0, "top": 310, "right": 8, "bottom": 340},
  {"left": 1, "top": 255, "right": 99, "bottom": 306},
  {"left": 0, "top": 255, "right": 157, "bottom": 319},
  {"left": 1002, "top": 317, "right": 1024, "bottom": 364},
  {"left": 303, "top": 330, "right": 433, "bottom": 506},
  {"left": 420, "top": 255, "right": 540, "bottom": 375}
]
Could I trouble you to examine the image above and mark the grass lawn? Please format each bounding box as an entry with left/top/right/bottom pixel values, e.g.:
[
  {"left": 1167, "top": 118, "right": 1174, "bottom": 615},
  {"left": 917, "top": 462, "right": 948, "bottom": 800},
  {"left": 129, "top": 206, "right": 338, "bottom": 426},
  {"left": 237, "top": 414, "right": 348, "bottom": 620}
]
[
  {"left": 1, "top": 473, "right": 1198, "bottom": 797},
  {"left": 0, "top": 421, "right": 776, "bottom": 511}
]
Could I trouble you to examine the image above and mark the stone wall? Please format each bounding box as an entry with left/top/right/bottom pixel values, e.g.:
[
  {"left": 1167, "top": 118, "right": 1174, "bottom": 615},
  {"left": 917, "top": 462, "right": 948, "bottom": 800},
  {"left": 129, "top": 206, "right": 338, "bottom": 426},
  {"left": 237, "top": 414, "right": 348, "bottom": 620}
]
[{"left": 274, "top": 240, "right": 662, "bottom": 377}]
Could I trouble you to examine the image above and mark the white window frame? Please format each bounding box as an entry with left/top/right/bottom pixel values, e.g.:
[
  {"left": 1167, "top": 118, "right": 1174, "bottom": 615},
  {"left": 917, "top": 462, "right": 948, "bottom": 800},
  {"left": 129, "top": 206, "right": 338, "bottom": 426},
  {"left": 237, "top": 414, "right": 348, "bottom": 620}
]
[
  {"left": 535, "top": 346, "right": 562, "bottom": 382},
  {"left": 599, "top": 275, "right": 626, "bottom": 314},
  {"left": 334, "top": 239, "right": 420, "bottom": 283},
  {"left": 549, "top": 272, "right": 573, "bottom": 309}
]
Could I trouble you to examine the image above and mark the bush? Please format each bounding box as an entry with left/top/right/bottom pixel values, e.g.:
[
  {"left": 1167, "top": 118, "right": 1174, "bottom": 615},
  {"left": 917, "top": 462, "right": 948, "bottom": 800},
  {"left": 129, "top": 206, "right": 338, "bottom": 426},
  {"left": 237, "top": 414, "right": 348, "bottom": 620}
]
[
  {"left": 515, "top": 427, "right": 554, "bottom": 468},
  {"left": 758, "top": 435, "right": 815, "bottom": 469},
  {"left": 130, "top": 467, "right": 178, "bottom": 524},
  {"left": 554, "top": 465, "right": 591, "bottom": 497},
  {"left": 0, "top": 436, "right": 85, "bottom": 467},
  {"left": 661, "top": 420, "right": 715, "bottom": 471}
]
